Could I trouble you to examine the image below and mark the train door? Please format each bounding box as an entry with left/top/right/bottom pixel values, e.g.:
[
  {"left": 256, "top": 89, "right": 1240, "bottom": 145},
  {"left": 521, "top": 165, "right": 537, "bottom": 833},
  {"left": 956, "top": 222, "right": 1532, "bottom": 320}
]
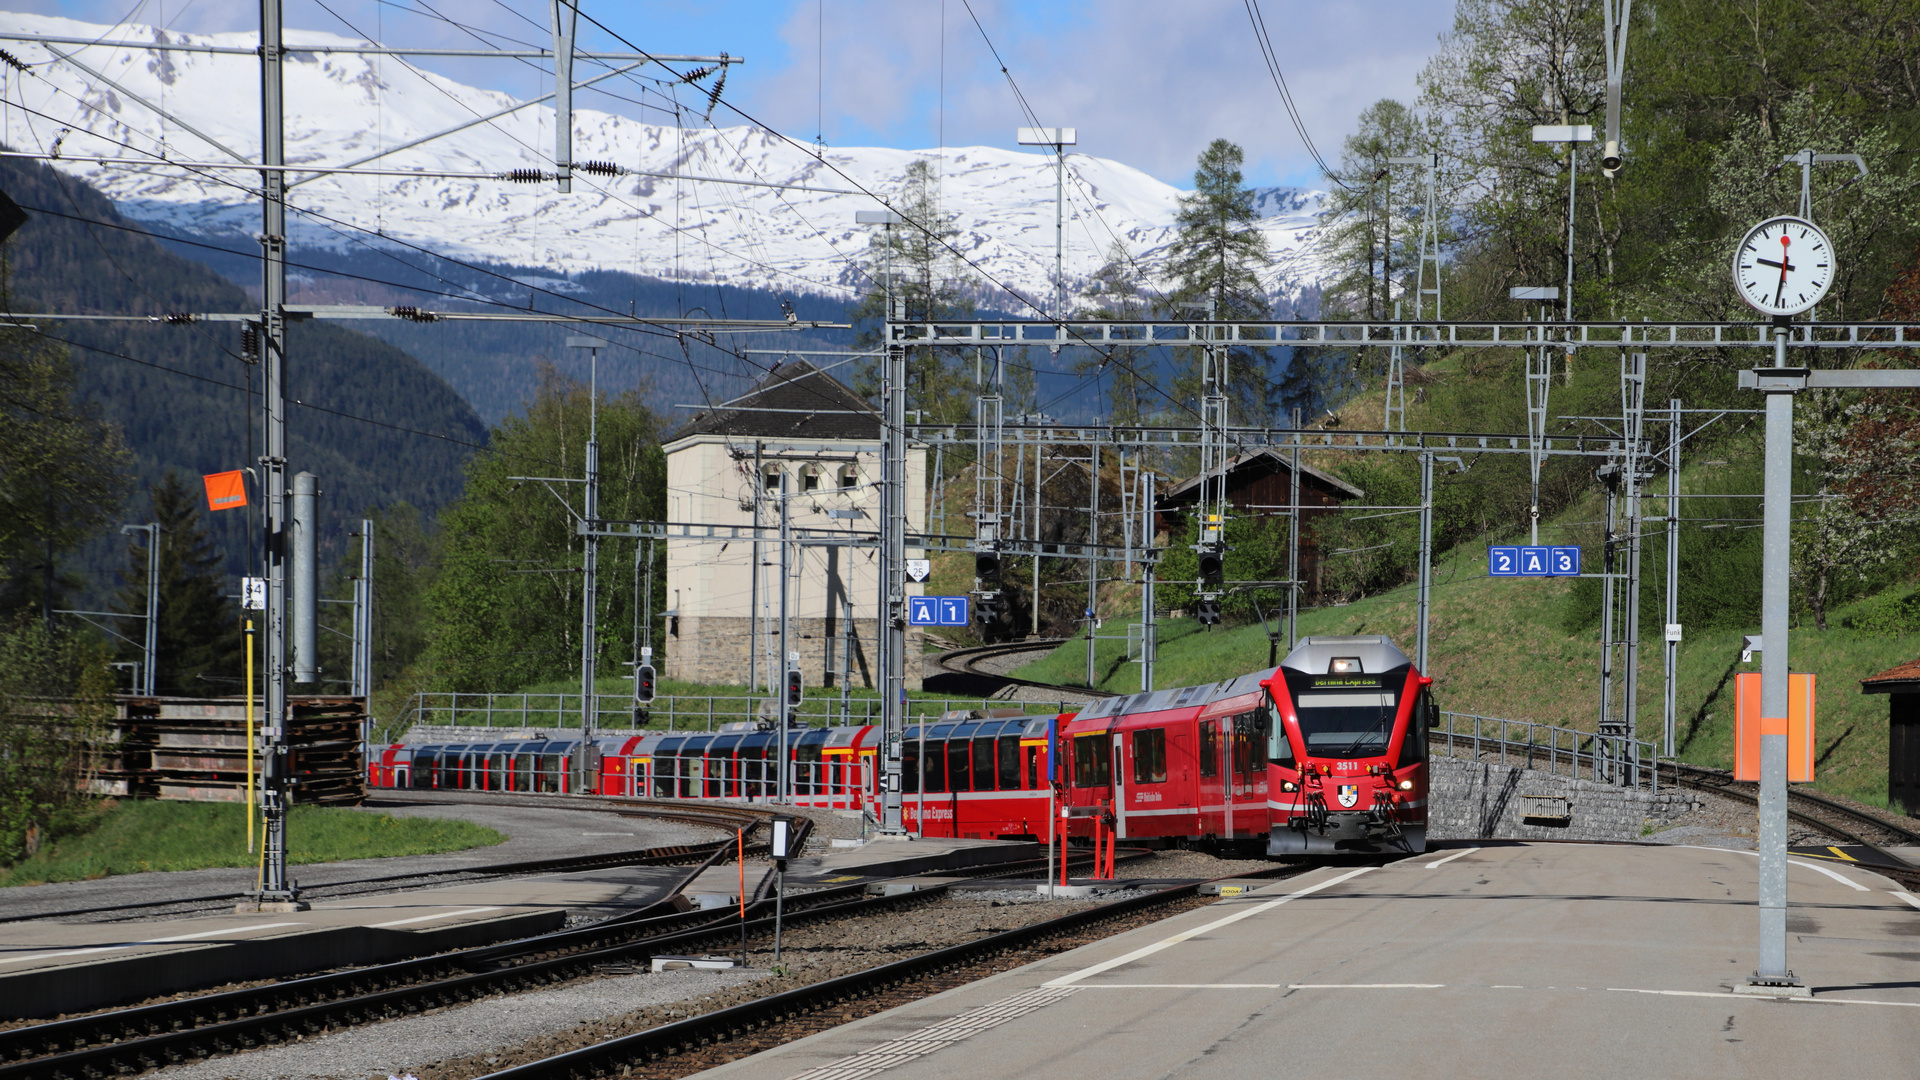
[{"left": 1110, "top": 729, "right": 1127, "bottom": 838}]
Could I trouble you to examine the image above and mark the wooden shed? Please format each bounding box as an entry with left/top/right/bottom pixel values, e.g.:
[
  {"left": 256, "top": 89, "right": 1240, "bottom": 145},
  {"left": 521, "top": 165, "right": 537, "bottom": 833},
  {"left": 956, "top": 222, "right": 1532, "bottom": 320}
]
[{"left": 1860, "top": 657, "right": 1920, "bottom": 816}]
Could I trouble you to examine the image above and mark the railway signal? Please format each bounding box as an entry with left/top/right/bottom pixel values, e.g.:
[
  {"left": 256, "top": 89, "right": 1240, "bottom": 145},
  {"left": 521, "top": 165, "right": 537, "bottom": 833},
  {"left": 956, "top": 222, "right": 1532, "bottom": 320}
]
[
  {"left": 1197, "top": 598, "right": 1221, "bottom": 625},
  {"left": 1198, "top": 547, "right": 1224, "bottom": 589},
  {"left": 786, "top": 667, "right": 804, "bottom": 707},
  {"left": 635, "top": 663, "right": 656, "bottom": 704},
  {"left": 975, "top": 549, "right": 1001, "bottom": 588}
]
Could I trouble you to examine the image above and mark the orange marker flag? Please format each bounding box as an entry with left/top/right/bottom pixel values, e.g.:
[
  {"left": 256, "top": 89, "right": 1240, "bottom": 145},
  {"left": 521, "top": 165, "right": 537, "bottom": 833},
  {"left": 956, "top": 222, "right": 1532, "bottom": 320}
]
[{"left": 203, "top": 470, "right": 248, "bottom": 512}]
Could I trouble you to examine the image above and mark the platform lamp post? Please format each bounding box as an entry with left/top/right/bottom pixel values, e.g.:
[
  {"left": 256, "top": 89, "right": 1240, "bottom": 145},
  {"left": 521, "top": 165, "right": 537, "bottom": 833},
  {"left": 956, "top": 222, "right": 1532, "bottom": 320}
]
[
  {"left": 856, "top": 208, "right": 908, "bottom": 834},
  {"left": 1015, "top": 127, "right": 1076, "bottom": 324},
  {"left": 568, "top": 334, "right": 608, "bottom": 795}
]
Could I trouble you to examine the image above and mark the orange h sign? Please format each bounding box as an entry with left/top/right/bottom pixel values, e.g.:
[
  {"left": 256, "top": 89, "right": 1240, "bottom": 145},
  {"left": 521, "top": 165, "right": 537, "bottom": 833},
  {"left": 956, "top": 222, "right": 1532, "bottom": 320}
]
[{"left": 1733, "top": 672, "right": 1815, "bottom": 783}]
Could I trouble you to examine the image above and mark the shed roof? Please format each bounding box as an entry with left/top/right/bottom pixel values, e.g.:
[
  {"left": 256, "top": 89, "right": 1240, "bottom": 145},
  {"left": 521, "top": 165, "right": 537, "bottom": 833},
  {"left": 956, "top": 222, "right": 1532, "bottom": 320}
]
[
  {"left": 668, "top": 359, "right": 879, "bottom": 443},
  {"left": 1159, "top": 449, "right": 1365, "bottom": 505},
  {"left": 1861, "top": 655, "right": 1920, "bottom": 694}
]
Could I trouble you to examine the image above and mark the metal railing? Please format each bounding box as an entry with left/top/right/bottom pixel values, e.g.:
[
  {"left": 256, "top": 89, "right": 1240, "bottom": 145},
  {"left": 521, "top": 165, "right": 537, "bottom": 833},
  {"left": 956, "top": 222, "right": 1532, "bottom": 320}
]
[
  {"left": 396, "top": 692, "right": 1081, "bottom": 734},
  {"left": 1434, "top": 710, "right": 1658, "bottom": 792}
]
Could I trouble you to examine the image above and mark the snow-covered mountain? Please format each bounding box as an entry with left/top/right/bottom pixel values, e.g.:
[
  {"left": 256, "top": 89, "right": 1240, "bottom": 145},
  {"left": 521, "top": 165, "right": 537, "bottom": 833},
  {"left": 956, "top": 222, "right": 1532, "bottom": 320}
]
[{"left": 0, "top": 12, "right": 1330, "bottom": 309}]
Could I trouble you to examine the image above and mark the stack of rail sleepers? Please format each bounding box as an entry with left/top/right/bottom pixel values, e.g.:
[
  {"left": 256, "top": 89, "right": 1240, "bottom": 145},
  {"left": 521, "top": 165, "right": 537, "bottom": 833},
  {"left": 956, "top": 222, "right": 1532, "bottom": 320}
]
[{"left": 103, "top": 696, "right": 366, "bottom": 805}]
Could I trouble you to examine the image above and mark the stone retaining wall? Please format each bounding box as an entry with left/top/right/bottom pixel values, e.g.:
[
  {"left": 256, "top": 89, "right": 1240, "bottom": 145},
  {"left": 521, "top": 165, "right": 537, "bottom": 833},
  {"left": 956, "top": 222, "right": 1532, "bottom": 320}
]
[{"left": 1428, "top": 757, "right": 1701, "bottom": 843}]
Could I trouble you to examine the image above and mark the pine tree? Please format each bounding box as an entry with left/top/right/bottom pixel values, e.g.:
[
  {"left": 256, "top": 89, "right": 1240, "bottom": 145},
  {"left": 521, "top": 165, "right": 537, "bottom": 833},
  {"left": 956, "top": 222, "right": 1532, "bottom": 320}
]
[
  {"left": 1164, "top": 140, "right": 1276, "bottom": 424},
  {"left": 116, "top": 472, "right": 243, "bottom": 695}
]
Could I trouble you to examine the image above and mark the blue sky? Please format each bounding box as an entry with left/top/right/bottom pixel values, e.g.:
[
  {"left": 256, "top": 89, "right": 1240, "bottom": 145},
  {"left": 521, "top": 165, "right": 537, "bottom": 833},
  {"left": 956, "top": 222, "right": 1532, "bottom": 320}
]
[{"left": 21, "top": 1, "right": 1458, "bottom": 189}]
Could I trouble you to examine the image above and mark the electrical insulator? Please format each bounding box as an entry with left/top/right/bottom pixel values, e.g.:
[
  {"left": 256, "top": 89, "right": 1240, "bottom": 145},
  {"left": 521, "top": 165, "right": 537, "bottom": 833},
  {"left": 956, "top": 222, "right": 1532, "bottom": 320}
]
[
  {"left": 634, "top": 664, "right": 656, "bottom": 704},
  {"left": 577, "top": 160, "right": 619, "bottom": 177},
  {"left": 785, "top": 668, "right": 803, "bottom": 707},
  {"left": 499, "top": 168, "right": 548, "bottom": 183},
  {"left": 975, "top": 550, "right": 1001, "bottom": 588}
]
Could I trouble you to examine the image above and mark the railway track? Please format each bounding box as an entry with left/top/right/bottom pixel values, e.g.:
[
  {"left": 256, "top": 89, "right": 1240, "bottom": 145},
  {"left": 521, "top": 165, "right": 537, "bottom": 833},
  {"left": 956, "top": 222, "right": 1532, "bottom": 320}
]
[
  {"left": 1658, "top": 760, "right": 1920, "bottom": 883},
  {"left": 936, "top": 639, "right": 1113, "bottom": 700},
  {"left": 0, "top": 830, "right": 1138, "bottom": 1080},
  {"left": 477, "top": 860, "right": 1323, "bottom": 1080},
  {"left": 3, "top": 798, "right": 767, "bottom": 926}
]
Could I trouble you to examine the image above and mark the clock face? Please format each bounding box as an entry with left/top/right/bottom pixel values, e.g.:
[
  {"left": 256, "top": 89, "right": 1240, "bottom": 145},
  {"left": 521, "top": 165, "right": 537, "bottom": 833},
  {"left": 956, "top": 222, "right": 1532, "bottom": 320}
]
[{"left": 1732, "top": 216, "right": 1835, "bottom": 317}]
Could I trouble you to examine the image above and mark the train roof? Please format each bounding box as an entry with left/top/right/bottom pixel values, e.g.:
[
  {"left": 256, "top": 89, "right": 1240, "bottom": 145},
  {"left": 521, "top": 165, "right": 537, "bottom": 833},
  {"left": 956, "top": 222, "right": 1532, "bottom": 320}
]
[
  {"left": 1280, "top": 635, "right": 1411, "bottom": 675},
  {"left": 1071, "top": 667, "right": 1280, "bottom": 722}
]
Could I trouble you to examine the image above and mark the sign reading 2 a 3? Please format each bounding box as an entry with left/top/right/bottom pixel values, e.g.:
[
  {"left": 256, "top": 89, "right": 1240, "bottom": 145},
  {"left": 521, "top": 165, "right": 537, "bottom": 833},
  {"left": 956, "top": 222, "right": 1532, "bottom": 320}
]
[{"left": 1488, "top": 545, "right": 1580, "bottom": 578}]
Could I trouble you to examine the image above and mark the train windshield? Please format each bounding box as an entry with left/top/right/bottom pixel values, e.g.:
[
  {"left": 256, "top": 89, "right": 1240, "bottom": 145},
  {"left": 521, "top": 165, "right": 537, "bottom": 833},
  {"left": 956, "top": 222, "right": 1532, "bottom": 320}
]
[{"left": 1276, "top": 671, "right": 1404, "bottom": 759}]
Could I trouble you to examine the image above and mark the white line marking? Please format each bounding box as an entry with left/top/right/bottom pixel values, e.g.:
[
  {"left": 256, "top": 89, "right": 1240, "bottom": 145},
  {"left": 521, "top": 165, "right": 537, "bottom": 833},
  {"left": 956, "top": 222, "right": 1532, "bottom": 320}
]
[
  {"left": 1609, "top": 987, "right": 1920, "bottom": 1009},
  {"left": 1893, "top": 891, "right": 1920, "bottom": 911},
  {"left": 1043, "top": 867, "right": 1376, "bottom": 987},
  {"left": 370, "top": 906, "right": 502, "bottom": 928},
  {"left": 0, "top": 922, "right": 304, "bottom": 966},
  {"left": 1682, "top": 846, "right": 1870, "bottom": 890},
  {"left": 1425, "top": 847, "right": 1478, "bottom": 869},
  {"left": 1288, "top": 983, "right": 1444, "bottom": 989},
  {"left": 582, "top": 832, "right": 635, "bottom": 836}
]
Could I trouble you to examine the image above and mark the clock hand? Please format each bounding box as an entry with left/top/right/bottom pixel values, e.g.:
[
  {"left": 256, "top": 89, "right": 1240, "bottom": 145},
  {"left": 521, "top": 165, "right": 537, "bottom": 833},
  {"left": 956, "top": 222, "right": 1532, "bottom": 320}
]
[{"left": 1774, "top": 234, "right": 1791, "bottom": 306}]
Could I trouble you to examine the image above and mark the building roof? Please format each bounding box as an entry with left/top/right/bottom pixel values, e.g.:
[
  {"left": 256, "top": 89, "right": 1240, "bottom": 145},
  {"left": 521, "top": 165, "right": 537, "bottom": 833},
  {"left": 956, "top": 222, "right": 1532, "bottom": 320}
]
[
  {"left": 667, "top": 359, "right": 880, "bottom": 444},
  {"left": 1861, "top": 656, "right": 1920, "bottom": 694},
  {"left": 1159, "top": 449, "right": 1366, "bottom": 505}
]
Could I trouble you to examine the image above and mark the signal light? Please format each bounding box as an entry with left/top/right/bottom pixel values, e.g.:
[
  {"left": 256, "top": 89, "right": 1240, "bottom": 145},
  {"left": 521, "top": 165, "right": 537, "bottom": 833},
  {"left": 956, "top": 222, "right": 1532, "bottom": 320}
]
[
  {"left": 785, "top": 668, "right": 803, "bottom": 707},
  {"left": 634, "top": 664, "right": 656, "bottom": 703},
  {"left": 1197, "top": 599, "right": 1221, "bottom": 625},
  {"left": 975, "top": 551, "right": 1001, "bottom": 588},
  {"left": 1198, "top": 547, "right": 1224, "bottom": 588}
]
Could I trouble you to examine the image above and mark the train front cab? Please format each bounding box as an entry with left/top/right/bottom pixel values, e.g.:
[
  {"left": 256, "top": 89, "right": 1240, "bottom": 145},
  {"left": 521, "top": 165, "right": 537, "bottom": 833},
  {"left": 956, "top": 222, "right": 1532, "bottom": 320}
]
[{"left": 1266, "top": 635, "right": 1430, "bottom": 855}]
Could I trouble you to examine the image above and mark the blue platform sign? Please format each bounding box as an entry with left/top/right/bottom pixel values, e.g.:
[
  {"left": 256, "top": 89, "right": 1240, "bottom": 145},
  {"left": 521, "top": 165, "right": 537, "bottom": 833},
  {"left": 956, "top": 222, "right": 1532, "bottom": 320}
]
[
  {"left": 1549, "top": 546, "right": 1581, "bottom": 576},
  {"left": 937, "top": 596, "right": 970, "bottom": 626},
  {"left": 909, "top": 596, "right": 972, "bottom": 626},
  {"left": 1490, "top": 544, "right": 1582, "bottom": 578}
]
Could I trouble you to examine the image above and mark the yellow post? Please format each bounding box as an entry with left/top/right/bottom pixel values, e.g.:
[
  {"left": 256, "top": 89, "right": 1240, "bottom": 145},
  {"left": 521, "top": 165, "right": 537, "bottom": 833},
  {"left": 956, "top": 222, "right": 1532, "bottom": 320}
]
[{"left": 245, "top": 619, "right": 256, "bottom": 855}]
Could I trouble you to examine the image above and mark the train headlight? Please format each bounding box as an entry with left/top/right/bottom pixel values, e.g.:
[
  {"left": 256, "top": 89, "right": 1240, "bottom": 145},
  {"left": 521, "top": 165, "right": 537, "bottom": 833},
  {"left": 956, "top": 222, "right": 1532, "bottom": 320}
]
[
  {"left": 1398, "top": 779, "right": 1414, "bottom": 791},
  {"left": 1281, "top": 780, "right": 1298, "bottom": 792}
]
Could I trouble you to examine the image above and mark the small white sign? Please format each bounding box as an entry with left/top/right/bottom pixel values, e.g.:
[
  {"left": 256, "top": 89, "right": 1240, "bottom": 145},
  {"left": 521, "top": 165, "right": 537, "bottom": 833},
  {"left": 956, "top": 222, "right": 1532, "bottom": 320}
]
[
  {"left": 904, "top": 559, "right": 931, "bottom": 582},
  {"left": 242, "top": 577, "right": 266, "bottom": 611},
  {"left": 1665, "top": 623, "right": 1684, "bottom": 643}
]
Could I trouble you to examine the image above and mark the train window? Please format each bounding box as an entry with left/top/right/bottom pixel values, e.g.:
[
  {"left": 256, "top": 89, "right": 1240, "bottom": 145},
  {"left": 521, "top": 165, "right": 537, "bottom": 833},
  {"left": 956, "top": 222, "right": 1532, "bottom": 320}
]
[
  {"left": 948, "top": 739, "right": 972, "bottom": 792},
  {"left": 1026, "top": 745, "right": 1040, "bottom": 789},
  {"left": 998, "top": 735, "right": 1020, "bottom": 790},
  {"left": 901, "top": 743, "right": 920, "bottom": 794},
  {"left": 923, "top": 741, "right": 947, "bottom": 793},
  {"left": 1198, "top": 724, "right": 1218, "bottom": 778},
  {"left": 1234, "top": 712, "right": 1268, "bottom": 775},
  {"left": 1133, "top": 728, "right": 1167, "bottom": 784},
  {"left": 972, "top": 737, "right": 996, "bottom": 791},
  {"left": 1263, "top": 696, "right": 1296, "bottom": 766},
  {"left": 1400, "top": 689, "right": 1433, "bottom": 767},
  {"left": 1073, "top": 734, "right": 1111, "bottom": 788},
  {"left": 1283, "top": 672, "right": 1401, "bottom": 759}
]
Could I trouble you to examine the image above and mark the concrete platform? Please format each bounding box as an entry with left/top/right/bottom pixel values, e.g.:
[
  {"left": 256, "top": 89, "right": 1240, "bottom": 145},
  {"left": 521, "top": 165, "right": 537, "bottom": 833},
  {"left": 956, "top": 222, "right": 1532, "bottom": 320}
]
[
  {"left": 694, "top": 843, "right": 1920, "bottom": 1080},
  {"left": 0, "top": 864, "right": 691, "bottom": 1020}
]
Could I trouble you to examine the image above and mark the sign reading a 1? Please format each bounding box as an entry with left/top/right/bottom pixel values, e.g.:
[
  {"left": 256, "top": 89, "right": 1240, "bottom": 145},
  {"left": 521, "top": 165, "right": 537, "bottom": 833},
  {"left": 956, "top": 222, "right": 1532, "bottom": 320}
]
[
  {"left": 1488, "top": 546, "right": 1580, "bottom": 578},
  {"left": 908, "top": 596, "right": 972, "bottom": 626}
]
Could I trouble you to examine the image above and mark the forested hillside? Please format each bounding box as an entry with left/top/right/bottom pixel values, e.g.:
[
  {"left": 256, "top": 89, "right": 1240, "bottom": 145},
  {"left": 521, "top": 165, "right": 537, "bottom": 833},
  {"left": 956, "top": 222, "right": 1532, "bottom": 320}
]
[{"left": 0, "top": 156, "right": 488, "bottom": 585}]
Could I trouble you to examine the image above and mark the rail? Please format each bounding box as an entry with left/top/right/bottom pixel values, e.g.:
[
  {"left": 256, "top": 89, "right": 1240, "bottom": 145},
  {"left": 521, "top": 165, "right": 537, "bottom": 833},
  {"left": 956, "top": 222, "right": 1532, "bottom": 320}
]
[
  {"left": 1434, "top": 711, "right": 1659, "bottom": 792},
  {"left": 395, "top": 691, "right": 1082, "bottom": 734}
]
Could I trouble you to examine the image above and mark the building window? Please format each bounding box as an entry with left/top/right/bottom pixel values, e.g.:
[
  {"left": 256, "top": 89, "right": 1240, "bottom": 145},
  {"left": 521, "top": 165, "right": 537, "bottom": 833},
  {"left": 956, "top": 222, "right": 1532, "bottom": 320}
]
[
  {"left": 801, "top": 463, "right": 821, "bottom": 491},
  {"left": 838, "top": 463, "right": 859, "bottom": 489},
  {"left": 762, "top": 464, "right": 782, "bottom": 492}
]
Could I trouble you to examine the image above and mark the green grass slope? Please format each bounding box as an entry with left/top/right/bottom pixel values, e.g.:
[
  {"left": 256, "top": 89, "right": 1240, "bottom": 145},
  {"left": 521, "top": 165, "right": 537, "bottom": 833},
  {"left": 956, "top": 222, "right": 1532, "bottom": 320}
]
[
  {"left": 1016, "top": 543, "right": 1918, "bottom": 810},
  {"left": 0, "top": 800, "right": 504, "bottom": 886}
]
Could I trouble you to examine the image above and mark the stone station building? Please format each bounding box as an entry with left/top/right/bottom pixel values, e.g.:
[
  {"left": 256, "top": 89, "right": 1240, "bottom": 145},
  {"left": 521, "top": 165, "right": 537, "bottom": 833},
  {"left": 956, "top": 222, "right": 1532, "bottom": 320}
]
[{"left": 662, "top": 360, "right": 927, "bottom": 691}]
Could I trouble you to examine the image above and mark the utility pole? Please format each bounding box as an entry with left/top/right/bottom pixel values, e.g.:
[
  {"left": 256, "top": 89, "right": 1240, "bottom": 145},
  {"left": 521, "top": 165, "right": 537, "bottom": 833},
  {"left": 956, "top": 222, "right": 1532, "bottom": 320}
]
[
  {"left": 1663, "top": 400, "right": 1680, "bottom": 757},
  {"left": 290, "top": 471, "right": 317, "bottom": 684},
  {"left": 567, "top": 334, "right": 606, "bottom": 791},
  {"left": 118, "top": 523, "right": 159, "bottom": 697},
  {"left": 352, "top": 519, "right": 373, "bottom": 700},
  {"left": 247, "top": 0, "right": 301, "bottom": 912},
  {"left": 856, "top": 209, "right": 906, "bottom": 834},
  {"left": 776, "top": 471, "right": 793, "bottom": 803},
  {"left": 1287, "top": 409, "right": 1302, "bottom": 650},
  {"left": 1085, "top": 442, "right": 1099, "bottom": 687},
  {"left": 1015, "top": 127, "right": 1077, "bottom": 322},
  {"left": 1415, "top": 451, "right": 1434, "bottom": 674}
]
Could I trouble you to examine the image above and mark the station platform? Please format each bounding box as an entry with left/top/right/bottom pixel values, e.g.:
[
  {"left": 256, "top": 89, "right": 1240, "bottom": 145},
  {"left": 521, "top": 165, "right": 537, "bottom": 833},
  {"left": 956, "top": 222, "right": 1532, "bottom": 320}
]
[
  {"left": 0, "top": 863, "right": 692, "bottom": 1020},
  {"left": 695, "top": 842, "right": 1920, "bottom": 1080}
]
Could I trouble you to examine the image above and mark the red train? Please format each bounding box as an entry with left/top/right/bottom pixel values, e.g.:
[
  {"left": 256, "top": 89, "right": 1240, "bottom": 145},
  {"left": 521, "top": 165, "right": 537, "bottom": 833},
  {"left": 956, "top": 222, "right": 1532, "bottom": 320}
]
[{"left": 369, "top": 635, "right": 1429, "bottom": 856}]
